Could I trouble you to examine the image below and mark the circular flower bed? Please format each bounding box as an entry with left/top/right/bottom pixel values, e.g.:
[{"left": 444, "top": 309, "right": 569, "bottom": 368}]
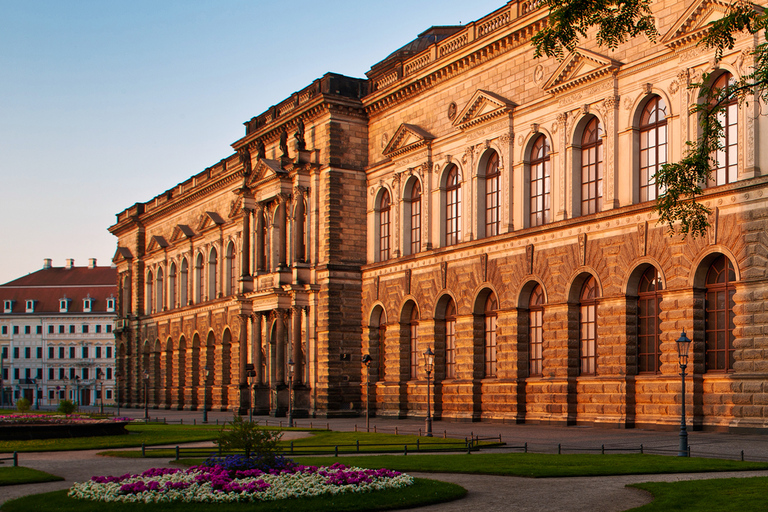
[
  {"left": 68, "top": 462, "right": 413, "bottom": 504},
  {"left": 0, "top": 414, "right": 132, "bottom": 440},
  {"left": 0, "top": 414, "right": 132, "bottom": 424}
]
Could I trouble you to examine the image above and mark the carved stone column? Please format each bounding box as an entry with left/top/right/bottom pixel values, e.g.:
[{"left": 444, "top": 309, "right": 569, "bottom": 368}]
[{"left": 292, "top": 306, "right": 303, "bottom": 385}]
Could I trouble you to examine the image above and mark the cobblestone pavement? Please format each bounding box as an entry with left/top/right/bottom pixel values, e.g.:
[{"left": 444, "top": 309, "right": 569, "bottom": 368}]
[{"left": 4, "top": 408, "right": 768, "bottom": 510}]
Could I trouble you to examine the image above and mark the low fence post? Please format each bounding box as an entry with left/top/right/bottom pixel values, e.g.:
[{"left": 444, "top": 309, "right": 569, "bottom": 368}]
[
  {"left": 558, "top": 443, "right": 561, "bottom": 455},
  {"left": 524, "top": 442, "right": 528, "bottom": 454},
  {"left": 13, "top": 451, "right": 18, "bottom": 467},
  {"left": 175, "top": 446, "right": 180, "bottom": 460},
  {"left": 416, "top": 439, "right": 420, "bottom": 451},
  {"left": 356, "top": 440, "right": 360, "bottom": 452},
  {"left": 291, "top": 441, "right": 294, "bottom": 454},
  {"left": 334, "top": 446, "right": 338, "bottom": 457},
  {"left": 640, "top": 444, "right": 643, "bottom": 454},
  {"left": 194, "top": 419, "right": 196, "bottom": 425},
  {"left": 602, "top": 444, "right": 605, "bottom": 455},
  {"left": 395, "top": 426, "right": 398, "bottom": 435},
  {"left": 141, "top": 443, "right": 145, "bottom": 457},
  {"left": 742, "top": 450, "right": 745, "bottom": 461},
  {"left": 404, "top": 445, "right": 407, "bottom": 456}
]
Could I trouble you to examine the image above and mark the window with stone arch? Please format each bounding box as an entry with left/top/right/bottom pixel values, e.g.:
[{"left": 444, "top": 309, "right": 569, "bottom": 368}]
[
  {"left": 208, "top": 247, "right": 218, "bottom": 300},
  {"left": 407, "top": 179, "right": 422, "bottom": 255},
  {"left": 529, "top": 284, "right": 545, "bottom": 376},
  {"left": 444, "top": 298, "right": 457, "bottom": 379},
  {"left": 639, "top": 96, "right": 668, "bottom": 202},
  {"left": 484, "top": 292, "right": 498, "bottom": 378},
  {"left": 179, "top": 258, "right": 188, "bottom": 307},
  {"left": 529, "top": 134, "right": 551, "bottom": 227},
  {"left": 579, "top": 276, "right": 599, "bottom": 375},
  {"left": 705, "top": 255, "right": 736, "bottom": 372},
  {"left": 225, "top": 242, "right": 236, "bottom": 296},
  {"left": 709, "top": 72, "right": 738, "bottom": 186},
  {"left": 169, "top": 262, "right": 177, "bottom": 309},
  {"left": 637, "top": 266, "right": 663, "bottom": 374},
  {"left": 485, "top": 152, "right": 500, "bottom": 237},
  {"left": 146, "top": 270, "right": 154, "bottom": 315},
  {"left": 445, "top": 165, "right": 462, "bottom": 246},
  {"left": 378, "top": 189, "right": 391, "bottom": 261},
  {"left": 580, "top": 117, "right": 604, "bottom": 215},
  {"left": 155, "top": 266, "right": 164, "bottom": 312},
  {"left": 194, "top": 253, "right": 204, "bottom": 304},
  {"left": 408, "top": 305, "right": 419, "bottom": 380}
]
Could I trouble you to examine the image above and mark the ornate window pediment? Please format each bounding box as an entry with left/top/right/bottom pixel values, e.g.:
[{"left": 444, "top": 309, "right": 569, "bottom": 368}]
[
  {"left": 170, "top": 224, "right": 194, "bottom": 243},
  {"left": 661, "top": 0, "right": 738, "bottom": 49},
  {"left": 196, "top": 211, "right": 225, "bottom": 232},
  {"left": 542, "top": 49, "right": 621, "bottom": 94},
  {"left": 113, "top": 246, "right": 133, "bottom": 263},
  {"left": 146, "top": 235, "right": 170, "bottom": 253},
  {"left": 452, "top": 90, "right": 516, "bottom": 131},
  {"left": 247, "top": 159, "right": 288, "bottom": 187},
  {"left": 383, "top": 124, "right": 435, "bottom": 160}
]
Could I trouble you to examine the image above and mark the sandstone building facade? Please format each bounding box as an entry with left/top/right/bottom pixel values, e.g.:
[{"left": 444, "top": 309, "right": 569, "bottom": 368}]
[{"left": 112, "top": 0, "right": 768, "bottom": 430}]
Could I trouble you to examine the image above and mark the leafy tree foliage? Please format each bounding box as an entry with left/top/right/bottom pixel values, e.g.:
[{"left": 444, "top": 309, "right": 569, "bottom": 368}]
[
  {"left": 215, "top": 415, "right": 282, "bottom": 460},
  {"left": 16, "top": 398, "right": 30, "bottom": 413},
  {"left": 57, "top": 399, "right": 77, "bottom": 416},
  {"left": 533, "top": 0, "right": 768, "bottom": 238}
]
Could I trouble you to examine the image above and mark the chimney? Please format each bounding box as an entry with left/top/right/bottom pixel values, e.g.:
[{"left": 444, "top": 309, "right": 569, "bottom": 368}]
[
  {"left": 88, "top": 258, "right": 97, "bottom": 269},
  {"left": 66, "top": 259, "right": 74, "bottom": 269},
  {"left": 43, "top": 258, "right": 52, "bottom": 269}
]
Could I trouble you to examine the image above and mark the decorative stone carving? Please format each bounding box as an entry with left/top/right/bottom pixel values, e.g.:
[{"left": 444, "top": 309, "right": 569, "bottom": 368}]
[
  {"left": 447, "top": 102, "right": 457, "bottom": 120},
  {"left": 638, "top": 222, "right": 647, "bottom": 257},
  {"left": 405, "top": 268, "right": 412, "bottom": 295},
  {"left": 526, "top": 244, "right": 534, "bottom": 275},
  {"left": 441, "top": 261, "right": 447, "bottom": 290},
  {"left": 708, "top": 207, "right": 719, "bottom": 245},
  {"left": 481, "top": 253, "right": 488, "bottom": 282},
  {"left": 578, "top": 233, "right": 586, "bottom": 266}
]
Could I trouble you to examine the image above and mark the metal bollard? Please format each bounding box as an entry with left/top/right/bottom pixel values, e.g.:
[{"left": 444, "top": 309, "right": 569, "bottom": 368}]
[
  {"left": 13, "top": 451, "right": 18, "bottom": 467},
  {"left": 176, "top": 446, "right": 180, "bottom": 460},
  {"left": 742, "top": 450, "right": 745, "bottom": 461},
  {"left": 524, "top": 442, "right": 528, "bottom": 453},
  {"left": 355, "top": 424, "right": 357, "bottom": 432},
  {"left": 444, "top": 430, "right": 447, "bottom": 439},
  {"left": 335, "top": 446, "right": 338, "bottom": 457},
  {"left": 640, "top": 444, "right": 643, "bottom": 454},
  {"left": 356, "top": 440, "right": 360, "bottom": 452},
  {"left": 395, "top": 426, "right": 398, "bottom": 435},
  {"left": 416, "top": 439, "right": 420, "bottom": 451},
  {"left": 602, "top": 444, "right": 605, "bottom": 455},
  {"left": 404, "top": 445, "right": 408, "bottom": 456},
  {"left": 558, "top": 443, "right": 561, "bottom": 455}
]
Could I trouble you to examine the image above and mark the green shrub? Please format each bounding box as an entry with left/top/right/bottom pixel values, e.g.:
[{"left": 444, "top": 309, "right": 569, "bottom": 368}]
[
  {"left": 16, "top": 398, "right": 31, "bottom": 413},
  {"left": 215, "top": 415, "right": 282, "bottom": 460},
  {"left": 57, "top": 399, "right": 77, "bottom": 415}
]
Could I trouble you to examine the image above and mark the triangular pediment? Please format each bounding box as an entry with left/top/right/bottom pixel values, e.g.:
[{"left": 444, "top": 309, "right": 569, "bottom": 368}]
[
  {"left": 196, "top": 211, "right": 225, "bottom": 232},
  {"left": 383, "top": 124, "right": 435, "bottom": 159},
  {"left": 543, "top": 49, "right": 622, "bottom": 94},
  {"left": 170, "top": 224, "right": 194, "bottom": 243},
  {"left": 146, "top": 235, "right": 169, "bottom": 253},
  {"left": 247, "top": 159, "right": 287, "bottom": 186},
  {"left": 452, "top": 90, "right": 516, "bottom": 131},
  {"left": 661, "top": 0, "right": 736, "bottom": 48},
  {"left": 112, "top": 247, "right": 133, "bottom": 264}
]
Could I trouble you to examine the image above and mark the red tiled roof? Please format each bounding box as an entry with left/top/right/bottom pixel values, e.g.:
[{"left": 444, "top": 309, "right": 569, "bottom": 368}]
[{"left": 0, "top": 267, "right": 117, "bottom": 315}]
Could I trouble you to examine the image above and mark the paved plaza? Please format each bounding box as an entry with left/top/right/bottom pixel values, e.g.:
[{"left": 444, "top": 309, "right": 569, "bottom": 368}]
[{"left": 3, "top": 409, "right": 768, "bottom": 510}]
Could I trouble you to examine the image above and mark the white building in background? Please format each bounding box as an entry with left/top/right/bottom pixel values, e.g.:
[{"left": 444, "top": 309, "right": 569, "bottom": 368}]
[{"left": 0, "top": 258, "right": 117, "bottom": 409}]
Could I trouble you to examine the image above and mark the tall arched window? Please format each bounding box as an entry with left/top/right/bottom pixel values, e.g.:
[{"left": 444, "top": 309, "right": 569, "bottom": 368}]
[
  {"left": 410, "top": 181, "right": 421, "bottom": 255},
  {"left": 379, "top": 190, "right": 391, "bottom": 261},
  {"left": 155, "top": 267, "right": 164, "bottom": 312},
  {"left": 639, "top": 97, "right": 668, "bottom": 202},
  {"left": 529, "top": 284, "right": 544, "bottom": 376},
  {"left": 530, "top": 135, "right": 551, "bottom": 227},
  {"left": 258, "top": 210, "right": 269, "bottom": 272},
  {"left": 409, "top": 307, "right": 419, "bottom": 380},
  {"left": 638, "top": 266, "right": 662, "bottom": 373},
  {"left": 581, "top": 118, "right": 604, "bottom": 215},
  {"left": 706, "top": 255, "right": 736, "bottom": 371},
  {"left": 710, "top": 72, "right": 738, "bottom": 186},
  {"left": 169, "top": 262, "right": 177, "bottom": 309},
  {"left": 445, "top": 166, "right": 462, "bottom": 246},
  {"left": 485, "top": 153, "right": 500, "bottom": 237},
  {"left": 146, "top": 270, "right": 154, "bottom": 315},
  {"left": 579, "top": 277, "right": 599, "bottom": 375},
  {"left": 484, "top": 293, "right": 498, "bottom": 378},
  {"left": 377, "top": 309, "right": 386, "bottom": 381},
  {"left": 445, "top": 299, "right": 457, "bottom": 379},
  {"left": 194, "top": 253, "right": 204, "bottom": 304},
  {"left": 179, "top": 258, "right": 188, "bottom": 306},
  {"left": 225, "top": 242, "right": 235, "bottom": 296},
  {"left": 208, "top": 248, "right": 218, "bottom": 299}
]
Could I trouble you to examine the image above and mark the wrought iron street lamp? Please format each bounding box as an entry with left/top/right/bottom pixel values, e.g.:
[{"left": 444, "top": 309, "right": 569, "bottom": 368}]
[
  {"left": 676, "top": 331, "right": 692, "bottom": 457},
  {"left": 247, "top": 365, "right": 256, "bottom": 423},
  {"left": 203, "top": 365, "right": 210, "bottom": 424},
  {"left": 143, "top": 371, "right": 149, "bottom": 421},
  {"left": 288, "top": 359, "right": 295, "bottom": 428},
  {"left": 362, "top": 354, "right": 372, "bottom": 432},
  {"left": 424, "top": 347, "right": 434, "bottom": 437}
]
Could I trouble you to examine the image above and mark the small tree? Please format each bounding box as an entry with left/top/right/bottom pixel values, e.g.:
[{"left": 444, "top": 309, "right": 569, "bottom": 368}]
[
  {"left": 58, "top": 399, "right": 77, "bottom": 416},
  {"left": 16, "top": 398, "right": 31, "bottom": 413},
  {"left": 216, "top": 415, "right": 282, "bottom": 460}
]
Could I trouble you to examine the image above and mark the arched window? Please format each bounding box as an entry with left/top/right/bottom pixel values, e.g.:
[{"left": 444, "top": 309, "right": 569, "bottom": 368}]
[
  {"left": 445, "top": 299, "right": 457, "bottom": 378},
  {"left": 410, "top": 181, "right": 421, "bottom": 255},
  {"left": 638, "top": 267, "right": 662, "bottom": 373},
  {"left": 530, "top": 135, "right": 551, "bottom": 227},
  {"left": 169, "top": 262, "right": 177, "bottom": 309},
  {"left": 485, "top": 153, "right": 500, "bottom": 237},
  {"left": 208, "top": 248, "right": 218, "bottom": 299},
  {"left": 484, "top": 293, "right": 498, "bottom": 378},
  {"left": 294, "top": 198, "right": 307, "bottom": 263},
  {"left": 581, "top": 118, "right": 604, "bottom": 215},
  {"left": 445, "top": 166, "right": 462, "bottom": 246},
  {"left": 257, "top": 210, "right": 268, "bottom": 272},
  {"left": 639, "top": 97, "right": 668, "bottom": 202},
  {"left": 146, "top": 270, "right": 154, "bottom": 315},
  {"left": 710, "top": 72, "right": 738, "bottom": 186},
  {"left": 225, "top": 242, "right": 236, "bottom": 296},
  {"left": 179, "top": 258, "right": 188, "bottom": 307},
  {"left": 155, "top": 267, "right": 164, "bottom": 312},
  {"left": 579, "top": 277, "right": 599, "bottom": 375},
  {"left": 194, "top": 253, "right": 204, "bottom": 304},
  {"left": 529, "top": 284, "right": 544, "bottom": 376},
  {"left": 379, "top": 190, "right": 391, "bottom": 261},
  {"left": 409, "top": 307, "right": 419, "bottom": 380},
  {"left": 377, "top": 309, "right": 386, "bottom": 381},
  {"left": 706, "top": 255, "right": 736, "bottom": 371}
]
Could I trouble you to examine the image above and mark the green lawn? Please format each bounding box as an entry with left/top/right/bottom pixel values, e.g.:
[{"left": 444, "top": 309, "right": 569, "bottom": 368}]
[
  {"left": 0, "top": 478, "right": 466, "bottom": 512},
  {"left": 627, "top": 476, "right": 768, "bottom": 511},
  {"left": 0, "top": 466, "right": 63, "bottom": 486}
]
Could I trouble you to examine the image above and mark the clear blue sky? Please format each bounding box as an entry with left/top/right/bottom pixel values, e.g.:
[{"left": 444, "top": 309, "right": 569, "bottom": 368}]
[{"left": 0, "top": 0, "right": 504, "bottom": 284}]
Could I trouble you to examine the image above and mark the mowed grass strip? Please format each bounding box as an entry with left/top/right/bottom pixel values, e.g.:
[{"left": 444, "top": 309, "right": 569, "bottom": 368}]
[
  {"left": 0, "top": 466, "right": 64, "bottom": 486},
  {"left": 0, "top": 477, "right": 466, "bottom": 512},
  {"left": 289, "top": 453, "right": 768, "bottom": 478},
  {"left": 627, "top": 476, "right": 768, "bottom": 511}
]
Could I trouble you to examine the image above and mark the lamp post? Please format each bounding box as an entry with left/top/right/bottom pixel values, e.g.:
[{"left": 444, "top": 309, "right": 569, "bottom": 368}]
[
  {"left": 33, "top": 379, "right": 39, "bottom": 410},
  {"left": 98, "top": 373, "right": 104, "bottom": 415},
  {"left": 202, "top": 365, "right": 210, "bottom": 424},
  {"left": 74, "top": 375, "right": 80, "bottom": 412},
  {"left": 143, "top": 371, "right": 149, "bottom": 421},
  {"left": 362, "top": 354, "right": 372, "bottom": 432},
  {"left": 424, "top": 347, "right": 434, "bottom": 437},
  {"left": 676, "top": 331, "right": 692, "bottom": 457},
  {"left": 288, "top": 359, "right": 295, "bottom": 428},
  {"left": 115, "top": 371, "right": 121, "bottom": 416},
  {"left": 247, "top": 368, "right": 256, "bottom": 423}
]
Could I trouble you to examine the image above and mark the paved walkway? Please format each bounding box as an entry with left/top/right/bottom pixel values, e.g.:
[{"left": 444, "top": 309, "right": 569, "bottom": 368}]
[{"left": 4, "top": 409, "right": 768, "bottom": 510}]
